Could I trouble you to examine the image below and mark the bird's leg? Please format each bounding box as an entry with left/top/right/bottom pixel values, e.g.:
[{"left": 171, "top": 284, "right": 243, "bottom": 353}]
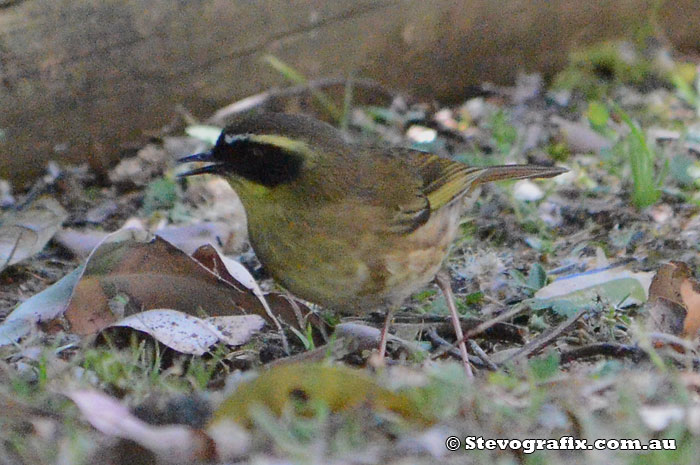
[
  {"left": 378, "top": 309, "right": 394, "bottom": 360},
  {"left": 435, "top": 271, "right": 474, "bottom": 379}
]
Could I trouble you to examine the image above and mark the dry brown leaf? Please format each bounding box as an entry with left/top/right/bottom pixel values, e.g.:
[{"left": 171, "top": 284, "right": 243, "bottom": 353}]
[
  {"left": 64, "top": 235, "right": 287, "bottom": 335},
  {"left": 647, "top": 261, "right": 700, "bottom": 337},
  {"left": 1, "top": 229, "right": 318, "bottom": 345},
  {"left": 192, "top": 244, "right": 328, "bottom": 336}
]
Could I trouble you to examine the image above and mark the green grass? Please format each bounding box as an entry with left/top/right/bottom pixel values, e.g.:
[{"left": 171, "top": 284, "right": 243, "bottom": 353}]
[
  {"left": 612, "top": 103, "right": 665, "bottom": 209},
  {"left": 488, "top": 109, "right": 518, "bottom": 155},
  {"left": 263, "top": 55, "right": 343, "bottom": 123}
]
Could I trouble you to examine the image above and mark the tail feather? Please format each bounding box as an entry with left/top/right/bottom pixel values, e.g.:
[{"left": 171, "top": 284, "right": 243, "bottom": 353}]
[
  {"left": 472, "top": 164, "right": 568, "bottom": 185},
  {"left": 406, "top": 148, "right": 568, "bottom": 212}
]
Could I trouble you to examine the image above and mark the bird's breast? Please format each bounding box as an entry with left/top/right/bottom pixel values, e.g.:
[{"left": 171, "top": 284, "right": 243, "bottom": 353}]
[{"left": 244, "top": 198, "right": 463, "bottom": 313}]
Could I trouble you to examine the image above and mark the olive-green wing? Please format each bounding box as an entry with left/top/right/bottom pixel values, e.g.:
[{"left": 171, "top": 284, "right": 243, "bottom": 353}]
[
  {"left": 351, "top": 149, "right": 432, "bottom": 234},
  {"left": 403, "top": 150, "right": 566, "bottom": 212},
  {"left": 403, "top": 152, "right": 484, "bottom": 212},
  {"left": 360, "top": 148, "right": 565, "bottom": 235}
]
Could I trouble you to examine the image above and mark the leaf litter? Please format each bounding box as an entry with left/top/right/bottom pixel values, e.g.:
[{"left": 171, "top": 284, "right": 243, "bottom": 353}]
[{"left": 2, "top": 39, "right": 700, "bottom": 464}]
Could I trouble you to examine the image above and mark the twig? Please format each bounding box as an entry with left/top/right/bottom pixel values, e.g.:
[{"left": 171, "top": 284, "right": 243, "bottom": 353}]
[
  {"left": 281, "top": 290, "right": 308, "bottom": 334},
  {"left": 468, "top": 339, "right": 499, "bottom": 371},
  {"left": 430, "top": 304, "right": 527, "bottom": 360},
  {"left": 425, "top": 328, "right": 462, "bottom": 359},
  {"left": 207, "top": 77, "right": 399, "bottom": 125},
  {"left": 436, "top": 271, "right": 473, "bottom": 378},
  {"left": 559, "top": 343, "right": 647, "bottom": 364},
  {"left": 504, "top": 310, "right": 588, "bottom": 363},
  {"left": 465, "top": 304, "right": 528, "bottom": 339},
  {"left": 648, "top": 332, "right": 697, "bottom": 352},
  {"left": 424, "top": 329, "right": 488, "bottom": 369},
  {"left": 438, "top": 318, "right": 525, "bottom": 343},
  {"left": 255, "top": 296, "right": 290, "bottom": 355}
]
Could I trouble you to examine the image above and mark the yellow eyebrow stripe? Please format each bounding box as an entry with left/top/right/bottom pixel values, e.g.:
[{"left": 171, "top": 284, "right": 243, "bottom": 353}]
[{"left": 248, "top": 134, "right": 315, "bottom": 158}]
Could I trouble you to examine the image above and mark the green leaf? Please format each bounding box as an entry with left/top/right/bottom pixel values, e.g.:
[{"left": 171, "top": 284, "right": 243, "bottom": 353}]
[
  {"left": 552, "top": 300, "right": 580, "bottom": 317},
  {"left": 509, "top": 269, "right": 528, "bottom": 287},
  {"left": 210, "top": 363, "right": 434, "bottom": 426},
  {"left": 526, "top": 263, "right": 547, "bottom": 291},
  {"left": 669, "top": 153, "right": 695, "bottom": 188},
  {"left": 142, "top": 178, "right": 177, "bottom": 214},
  {"left": 586, "top": 101, "right": 610, "bottom": 130},
  {"left": 489, "top": 110, "right": 517, "bottom": 154},
  {"left": 464, "top": 291, "right": 484, "bottom": 306},
  {"left": 530, "top": 264, "right": 653, "bottom": 317},
  {"left": 529, "top": 350, "right": 560, "bottom": 381},
  {"left": 528, "top": 297, "right": 583, "bottom": 317}
]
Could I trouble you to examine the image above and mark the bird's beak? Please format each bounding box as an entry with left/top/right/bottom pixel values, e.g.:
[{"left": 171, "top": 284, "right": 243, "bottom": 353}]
[{"left": 176, "top": 150, "right": 224, "bottom": 177}]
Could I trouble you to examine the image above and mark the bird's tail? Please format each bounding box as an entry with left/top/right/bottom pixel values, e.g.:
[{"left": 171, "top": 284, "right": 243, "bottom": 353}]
[{"left": 471, "top": 164, "right": 568, "bottom": 186}]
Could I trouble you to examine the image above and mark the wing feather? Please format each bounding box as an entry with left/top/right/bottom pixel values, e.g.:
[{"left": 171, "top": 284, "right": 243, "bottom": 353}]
[{"left": 360, "top": 148, "right": 566, "bottom": 235}]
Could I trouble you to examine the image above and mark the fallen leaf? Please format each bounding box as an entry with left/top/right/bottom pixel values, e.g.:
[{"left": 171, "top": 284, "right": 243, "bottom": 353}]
[
  {"left": 155, "top": 222, "right": 237, "bottom": 255},
  {"left": 647, "top": 261, "right": 700, "bottom": 337},
  {"left": 185, "top": 125, "right": 222, "bottom": 145},
  {"left": 0, "top": 197, "right": 67, "bottom": 270},
  {"left": 54, "top": 228, "right": 109, "bottom": 258},
  {"left": 512, "top": 179, "right": 544, "bottom": 202},
  {"left": 531, "top": 262, "right": 653, "bottom": 316},
  {"left": 210, "top": 363, "right": 433, "bottom": 427},
  {"left": 0, "top": 266, "right": 84, "bottom": 345},
  {"left": 62, "top": 234, "right": 278, "bottom": 334},
  {"left": 192, "top": 244, "right": 327, "bottom": 337},
  {"left": 0, "top": 179, "right": 14, "bottom": 207},
  {"left": 646, "top": 298, "right": 687, "bottom": 337},
  {"left": 552, "top": 116, "right": 613, "bottom": 153},
  {"left": 57, "top": 221, "right": 238, "bottom": 258},
  {"left": 192, "top": 245, "right": 261, "bottom": 296},
  {"left": 406, "top": 125, "right": 437, "bottom": 143},
  {"left": 66, "top": 389, "right": 236, "bottom": 463},
  {"left": 85, "top": 199, "right": 119, "bottom": 224},
  {"left": 0, "top": 229, "right": 148, "bottom": 345},
  {"left": 639, "top": 405, "right": 687, "bottom": 431},
  {"left": 0, "top": 228, "right": 309, "bottom": 345},
  {"left": 110, "top": 310, "right": 265, "bottom": 355}
]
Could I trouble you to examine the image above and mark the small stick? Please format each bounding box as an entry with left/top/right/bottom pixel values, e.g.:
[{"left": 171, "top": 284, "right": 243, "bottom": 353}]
[
  {"left": 465, "top": 304, "right": 528, "bottom": 339},
  {"left": 648, "top": 332, "right": 697, "bottom": 352},
  {"left": 504, "top": 310, "right": 588, "bottom": 364},
  {"left": 378, "top": 309, "right": 394, "bottom": 361},
  {"left": 431, "top": 304, "right": 527, "bottom": 360},
  {"left": 467, "top": 339, "right": 499, "bottom": 371},
  {"left": 436, "top": 271, "right": 473, "bottom": 378},
  {"left": 425, "top": 328, "right": 463, "bottom": 360},
  {"left": 559, "top": 343, "right": 646, "bottom": 364},
  {"left": 425, "top": 329, "right": 489, "bottom": 368}
]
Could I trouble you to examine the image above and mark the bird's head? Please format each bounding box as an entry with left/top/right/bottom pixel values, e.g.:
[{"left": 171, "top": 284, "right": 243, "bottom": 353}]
[{"left": 178, "top": 113, "right": 347, "bottom": 189}]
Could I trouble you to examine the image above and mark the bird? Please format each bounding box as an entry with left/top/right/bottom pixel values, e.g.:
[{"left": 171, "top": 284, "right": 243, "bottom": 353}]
[{"left": 178, "top": 112, "right": 566, "bottom": 376}]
